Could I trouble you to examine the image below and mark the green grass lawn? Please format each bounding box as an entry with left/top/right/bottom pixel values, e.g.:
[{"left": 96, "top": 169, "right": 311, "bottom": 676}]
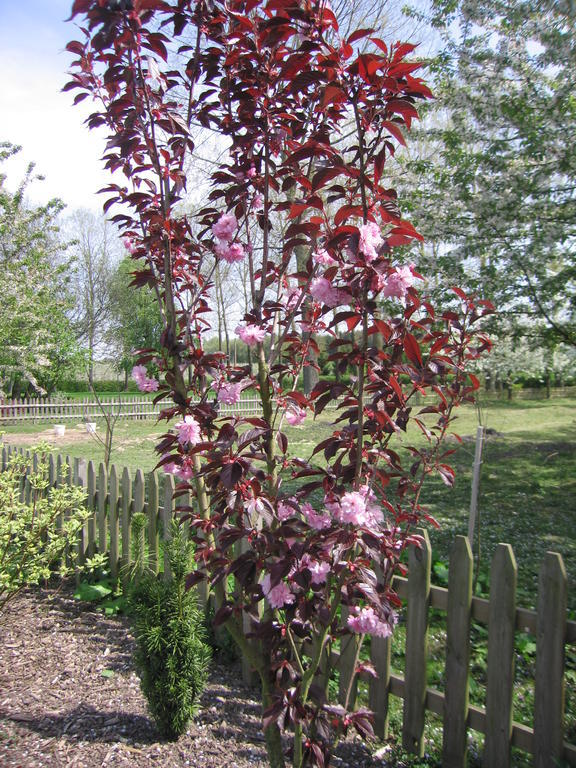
[{"left": 3, "top": 396, "right": 575, "bottom": 604}]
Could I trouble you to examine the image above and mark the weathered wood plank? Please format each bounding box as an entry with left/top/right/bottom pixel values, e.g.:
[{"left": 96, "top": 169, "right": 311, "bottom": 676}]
[
  {"left": 534, "top": 552, "right": 567, "bottom": 768},
  {"left": 97, "top": 463, "right": 108, "bottom": 555},
  {"left": 86, "top": 461, "right": 97, "bottom": 558},
  {"left": 403, "top": 530, "right": 431, "bottom": 756},
  {"left": 132, "top": 469, "right": 146, "bottom": 576},
  {"left": 442, "top": 536, "right": 473, "bottom": 768},
  {"left": 369, "top": 634, "right": 392, "bottom": 740},
  {"left": 108, "top": 465, "right": 120, "bottom": 580},
  {"left": 484, "top": 543, "right": 517, "bottom": 767},
  {"left": 162, "top": 474, "right": 175, "bottom": 580},
  {"left": 120, "top": 467, "right": 132, "bottom": 582},
  {"left": 147, "top": 472, "right": 160, "bottom": 575}
]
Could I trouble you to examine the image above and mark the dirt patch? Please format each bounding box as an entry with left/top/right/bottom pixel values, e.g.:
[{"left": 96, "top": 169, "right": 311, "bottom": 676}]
[
  {"left": 0, "top": 589, "right": 391, "bottom": 767},
  {"left": 2, "top": 428, "right": 95, "bottom": 448}
]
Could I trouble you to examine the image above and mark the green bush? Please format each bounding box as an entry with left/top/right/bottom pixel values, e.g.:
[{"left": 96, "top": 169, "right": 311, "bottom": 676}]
[
  {"left": 0, "top": 445, "right": 105, "bottom": 613},
  {"left": 127, "top": 525, "right": 211, "bottom": 740}
]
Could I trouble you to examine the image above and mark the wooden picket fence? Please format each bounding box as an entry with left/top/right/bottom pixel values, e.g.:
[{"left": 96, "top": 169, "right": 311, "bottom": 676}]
[
  {"left": 0, "top": 395, "right": 264, "bottom": 423},
  {"left": 2, "top": 444, "right": 575, "bottom": 767}
]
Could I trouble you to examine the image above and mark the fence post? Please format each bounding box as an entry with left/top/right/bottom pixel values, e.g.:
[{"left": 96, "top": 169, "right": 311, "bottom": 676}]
[
  {"left": 133, "top": 469, "right": 146, "bottom": 576},
  {"left": 403, "top": 529, "right": 431, "bottom": 756},
  {"left": 109, "top": 465, "right": 120, "bottom": 581},
  {"left": 484, "top": 543, "right": 517, "bottom": 767},
  {"left": 121, "top": 467, "right": 132, "bottom": 582},
  {"left": 147, "top": 472, "right": 160, "bottom": 575},
  {"left": 369, "top": 633, "right": 392, "bottom": 740},
  {"left": 534, "top": 552, "right": 567, "bottom": 768},
  {"left": 97, "top": 463, "right": 108, "bottom": 557},
  {"left": 86, "top": 461, "right": 97, "bottom": 559},
  {"left": 162, "top": 474, "right": 175, "bottom": 580},
  {"left": 74, "top": 458, "right": 88, "bottom": 571},
  {"left": 442, "top": 536, "right": 473, "bottom": 768}
]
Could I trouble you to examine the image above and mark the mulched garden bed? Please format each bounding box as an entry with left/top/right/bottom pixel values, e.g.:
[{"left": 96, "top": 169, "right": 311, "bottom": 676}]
[{"left": 0, "top": 587, "right": 392, "bottom": 768}]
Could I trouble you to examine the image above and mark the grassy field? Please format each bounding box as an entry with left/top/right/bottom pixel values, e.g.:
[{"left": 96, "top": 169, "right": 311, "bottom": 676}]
[{"left": 2, "top": 397, "right": 575, "bottom": 606}]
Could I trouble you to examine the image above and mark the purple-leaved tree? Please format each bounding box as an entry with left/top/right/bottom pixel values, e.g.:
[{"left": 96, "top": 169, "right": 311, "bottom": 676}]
[{"left": 66, "top": 1, "right": 491, "bottom": 765}]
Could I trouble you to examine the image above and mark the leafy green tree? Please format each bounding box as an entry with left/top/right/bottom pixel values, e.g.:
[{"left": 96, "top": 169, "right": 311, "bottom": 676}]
[
  {"left": 107, "top": 256, "right": 164, "bottom": 387},
  {"left": 403, "top": 0, "right": 576, "bottom": 347},
  {"left": 0, "top": 144, "right": 83, "bottom": 396}
]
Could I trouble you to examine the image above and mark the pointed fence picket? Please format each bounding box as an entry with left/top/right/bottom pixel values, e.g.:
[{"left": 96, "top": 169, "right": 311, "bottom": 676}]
[{"left": 2, "top": 443, "right": 575, "bottom": 766}]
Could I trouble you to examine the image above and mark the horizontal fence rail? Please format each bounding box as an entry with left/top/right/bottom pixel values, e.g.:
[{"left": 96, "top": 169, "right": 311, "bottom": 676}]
[
  {"left": 2, "top": 445, "right": 575, "bottom": 766},
  {"left": 0, "top": 395, "right": 265, "bottom": 423}
]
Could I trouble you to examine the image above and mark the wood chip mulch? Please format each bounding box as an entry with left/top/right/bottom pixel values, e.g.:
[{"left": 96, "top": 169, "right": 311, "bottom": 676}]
[{"left": 0, "top": 588, "right": 393, "bottom": 768}]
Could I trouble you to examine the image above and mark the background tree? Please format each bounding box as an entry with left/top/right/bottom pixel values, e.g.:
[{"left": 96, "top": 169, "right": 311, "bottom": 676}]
[
  {"left": 107, "top": 257, "right": 164, "bottom": 388},
  {"left": 64, "top": 209, "right": 119, "bottom": 385},
  {"left": 402, "top": 0, "right": 576, "bottom": 350},
  {"left": 0, "top": 143, "right": 82, "bottom": 397}
]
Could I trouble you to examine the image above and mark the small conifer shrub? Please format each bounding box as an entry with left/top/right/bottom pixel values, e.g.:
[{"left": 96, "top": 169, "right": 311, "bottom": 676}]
[{"left": 127, "top": 525, "right": 211, "bottom": 740}]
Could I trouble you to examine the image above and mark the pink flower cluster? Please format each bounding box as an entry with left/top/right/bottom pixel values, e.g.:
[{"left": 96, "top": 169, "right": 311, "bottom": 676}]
[
  {"left": 302, "top": 502, "right": 331, "bottom": 530},
  {"left": 212, "top": 212, "right": 245, "bottom": 263},
  {"left": 358, "top": 221, "right": 384, "bottom": 262},
  {"left": 131, "top": 365, "right": 159, "bottom": 393},
  {"left": 163, "top": 456, "right": 194, "bottom": 481},
  {"left": 347, "top": 606, "right": 397, "bottom": 638},
  {"left": 284, "top": 286, "right": 302, "bottom": 312},
  {"left": 261, "top": 573, "right": 296, "bottom": 610},
  {"left": 174, "top": 415, "right": 201, "bottom": 446},
  {"left": 285, "top": 405, "right": 306, "bottom": 426},
  {"left": 378, "top": 264, "right": 416, "bottom": 299},
  {"left": 299, "top": 554, "right": 330, "bottom": 585},
  {"left": 328, "top": 485, "right": 382, "bottom": 528},
  {"left": 277, "top": 498, "right": 296, "bottom": 520},
  {"left": 313, "top": 248, "right": 336, "bottom": 266},
  {"left": 215, "top": 240, "right": 245, "bottom": 263},
  {"left": 235, "top": 323, "right": 266, "bottom": 347},
  {"left": 309, "top": 277, "right": 350, "bottom": 308},
  {"left": 212, "top": 379, "right": 245, "bottom": 405}
]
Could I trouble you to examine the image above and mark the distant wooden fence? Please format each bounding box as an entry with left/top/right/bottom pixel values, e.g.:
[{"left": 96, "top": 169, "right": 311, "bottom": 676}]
[
  {"left": 2, "top": 445, "right": 574, "bottom": 767},
  {"left": 0, "top": 395, "right": 264, "bottom": 423}
]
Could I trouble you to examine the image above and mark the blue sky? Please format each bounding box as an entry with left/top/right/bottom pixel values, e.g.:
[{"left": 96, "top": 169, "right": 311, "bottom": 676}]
[{"left": 0, "top": 1, "right": 109, "bottom": 209}]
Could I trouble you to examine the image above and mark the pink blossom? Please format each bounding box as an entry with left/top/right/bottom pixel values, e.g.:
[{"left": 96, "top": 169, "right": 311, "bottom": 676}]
[
  {"left": 215, "top": 240, "right": 245, "bottom": 263},
  {"left": 261, "top": 574, "right": 296, "bottom": 609},
  {"left": 302, "top": 502, "right": 331, "bottom": 530},
  {"left": 213, "top": 380, "right": 244, "bottom": 405},
  {"left": 381, "top": 264, "right": 415, "bottom": 299},
  {"left": 212, "top": 212, "right": 237, "bottom": 242},
  {"left": 347, "top": 606, "right": 396, "bottom": 637},
  {"left": 247, "top": 165, "right": 257, "bottom": 178},
  {"left": 252, "top": 193, "right": 264, "bottom": 211},
  {"left": 358, "top": 221, "right": 383, "bottom": 263},
  {"left": 163, "top": 458, "right": 194, "bottom": 481},
  {"left": 123, "top": 236, "right": 137, "bottom": 254},
  {"left": 285, "top": 405, "right": 306, "bottom": 426},
  {"left": 235, "top": 323, "right": 267, "bottom": 346},
  {"left": 339, "top": 491, "right": 368, "bottom": 525},
  {"left": 310, "top": 276, "right": 347, "bottom": 308},
  {"left": 284, "top": 286, "right": 302, "bottom": 312},
  {"left": 277, "top": 499, "right": 296, "bottom": 520},
  {"left": 300, "top": 555, "right": 330, "bottom": 585},
  {"left": 131, "top": 365, "right": 159, "bottom": 393},
  {"left": 140, "top": 377, "right": 160, "bottom": 392},
  {"left": 313, "top": 248, "right": 336, "bottom": 266},
  {"left": 174, "top": 415, "right": 201, "bottom": 446},
  {"left": 334, "top": 487, "right": 383, "bottom": 527}
]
